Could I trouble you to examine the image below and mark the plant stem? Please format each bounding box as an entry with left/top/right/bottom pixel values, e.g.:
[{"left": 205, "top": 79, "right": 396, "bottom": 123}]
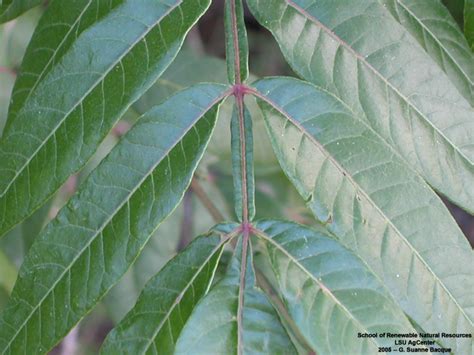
[
  {"left": 229, "top": 0, "right": 242, "bottom": 85},
  {"left": 237, "top": 226, "right": 250, "bottom": 354},
  {"left": 177, "top": 189, "right": 193, "bottom": 251},
  {"left": 190, "top": 177, "right": 225, "bottom": 222}
]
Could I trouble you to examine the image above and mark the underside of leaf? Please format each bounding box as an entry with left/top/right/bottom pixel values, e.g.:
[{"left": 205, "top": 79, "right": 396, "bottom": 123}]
[
  {"left": 250, "top": 77, "right": 473, "bottom": 353},
  {"left": 247, "top": 0, "right": 474, "bottom": 213}
]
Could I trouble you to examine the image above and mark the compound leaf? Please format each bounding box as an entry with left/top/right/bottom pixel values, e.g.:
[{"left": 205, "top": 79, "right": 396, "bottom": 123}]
[
  {"left": 253, "top": 220, "right": 420, "bottom": 354},
  {"left": 0, "top": 0, "right": 212, "bottom": 238},
  {"left": 247, "top": 0, "right": 474, "bottom": 213},
  {"left": 101, "top": 227, "right": 236, "bottom": 354},
  {"left": 0, "top": 83, "right": 228, "bottom": 354},
  {"left": 251, "top": 77, "right": 474, "bottom": 353},
  {"left": 174, "top": 236, "right": 297, "bottom": 354}
]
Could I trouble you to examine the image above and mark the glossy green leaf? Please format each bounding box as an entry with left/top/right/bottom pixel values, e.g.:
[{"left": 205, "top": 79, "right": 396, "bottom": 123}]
[
  {"left": 247, "top": 0, "right": 474, "bottom": 212},
  {"left": 251, "top": 77, "right": 474, "bottom": 353},
  {"left": 231, "top": 103, "right": 255, "bottom": 222},
  {"left": 4, "top": 0, "right": 122, "bottom": 131},
  {"left": 0, "top": 0, "right": 212, "bottom": 238},
  {"left": 253, "top": 220, "right": 421, "bottom": 354},
  {"left": 466, "top": 0, "right": 474, "bottom": 49},
  {"left": 101, "top": 227, "right": 236, "bottom": 354},
  {"left": 175, "top": 236, "right": 297, "bottom": 354},
  {"left": 104, "top": 178, "right": 230, "bottom": 322},
  {"left": 0, "top": 83, "right": 228, "bottom": 354},
  {"left": 381, "top": 0, "right": 474, "bottom": 102},
  {"left": 224, "top": 0, "right": 249, "bottom": 83},
  {"left": 0, "top": 0, "right": 41, "bottom": 24}
]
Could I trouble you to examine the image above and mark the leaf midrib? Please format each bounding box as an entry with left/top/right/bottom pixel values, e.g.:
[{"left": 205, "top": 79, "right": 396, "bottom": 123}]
[
  {"left": 392, "top": 0, "right": 474, "bottom": 87},
  {"left": 0, "top": 90, "right": 227, "bottom": 353},
  {"left": 251, "top": 227, "right": 380, "bottom": 351},
  {"left": 283, "top": 0, "right": 474, "bottom": 166},
  {"left": 250, "top": 87, "right": 473, "bottom": 328},
  {"left": 0, "top": 0, "right": 183, "bottom": 199}
]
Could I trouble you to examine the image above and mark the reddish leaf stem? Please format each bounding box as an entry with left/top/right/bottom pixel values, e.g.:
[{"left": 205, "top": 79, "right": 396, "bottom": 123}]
[
  {"left": 237, "top": 223, "right": 250, "bottom": 354},
  {"left": 229, "top": 0, "right": 241, "bottom": 85}
]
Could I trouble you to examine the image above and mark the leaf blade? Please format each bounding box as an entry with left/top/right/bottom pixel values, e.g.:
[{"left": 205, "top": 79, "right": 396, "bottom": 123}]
[
  {"left": 4, "top": 0, "right": 121, "bottom": 132},
  {"left": 0, "top": 0, "right": 212, "bottom": 238},
  {"left": 251, "top": 77, "right": 474, "bottom": 353},
  {"left": 466, "top": 0, "right": 474, "bottom": 49},
  {"left": 174, "top": 236, "right": 297, "bottom": 354},
  {"left": 0, "top": 83, "right": 228, "bottom": 354},
  {"left": 253, "top": 220, "right": 421, "bottom": 354},
  {"left": 247, "top": 0, "right": 474, "bottom": 212},
  {"left": 380, "top": 0, "right": 474, "bottom": 102},
  {"left": 100, "top": 227, "right": 237, "bottom": 354},
  {"left": 0, "top": 0, "right": 41, "bottom": 24}
]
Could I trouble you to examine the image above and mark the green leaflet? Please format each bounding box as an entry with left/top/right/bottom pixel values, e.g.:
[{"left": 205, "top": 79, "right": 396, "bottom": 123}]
[
  {"left": 0, "top": 0, "right": 212, "bottom": 238},
  {"left": 104, "top": 179, "right": 230, "bottom": 323},
  {"left": 253, "top": 220, "right": 421, "bottom": 354},
  {"left": 231, "top": 103, "right": 255, "bottom": 222},
  {"left": 466, "top": 0, "right": 474, "bottom": 49},
  {"left": 224, "top": 0, "right": 249, "bottom": 83},
  {"left": 0, "top": 83, "right": 228, "bottom": 354},
  {"left": 0, "top": 0, "right": 41, "bottom": 24},
  {"left": 380, "top": 0, "right": 474, "bottom": 103},
  {"left": 100, "top": 227, "right": 237, "bottom": 354},
  {"left": 4, "top": 0, "right": 123, "bottom": 131},
  {"left": 174, "top": 236, "right": 296, "bottom": 354},
  {"left": 247, "top": 0, "right": 474, "bottom": 213},
  {"left": 251, "top": 77, "right": 474, "bottom": 353}
]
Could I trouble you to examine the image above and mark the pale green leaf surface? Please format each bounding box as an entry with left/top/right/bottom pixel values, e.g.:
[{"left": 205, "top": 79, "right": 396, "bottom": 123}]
[
  {"left": 0, "top": 0, "right": 212, "bottom": 238},
  {"left": 100, "top": 230, "right": 233, "bottom": 354},
  {"left": 247, "top": 0, "right": 474, "bottom": 212},
  {"left": 381, "top": 0, "right": 474, "bottom": 102},
  {"left": 175, "top": 237, "right": 297, "bottom": 354},
  {"left": 251, "top": 77, "right": 474, "bottom": 353},
  {"left": 0, "top": 83, "right": 228, "bottom": 354},
  {"left": 0, "top": 0, "right": 41, "bottom": 24},
  {"left": 253, "top": 220, "right": 421, "bottom": 354},
  {"left": 224, "top": 0, "right": 249, "bottom": 83},
  {"left": 231, "top": 103, "right": 255, "bottom": 222}
]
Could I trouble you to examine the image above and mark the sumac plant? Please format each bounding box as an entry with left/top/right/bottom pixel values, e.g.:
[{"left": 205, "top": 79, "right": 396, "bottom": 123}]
[{"left": 0, "top": 0, "right": 473, "bottom": 354}]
